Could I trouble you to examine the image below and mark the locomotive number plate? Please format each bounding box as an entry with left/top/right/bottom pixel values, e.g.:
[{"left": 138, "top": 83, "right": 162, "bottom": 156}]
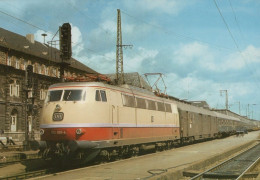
[{"left": 52, "top": 112, "right": 64, "bottom": 121}]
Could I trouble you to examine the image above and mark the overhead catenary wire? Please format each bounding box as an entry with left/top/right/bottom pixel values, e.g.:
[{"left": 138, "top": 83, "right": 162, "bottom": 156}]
[
  {"left": 0, "top": 9, "right": 49, "bottom": 34},
  {"left": 121, "top": 9, "right": 236, "bottom": 52},
  {"left": 213, "top": 0, "right": 260, "bottom": 90},
  {"left": 228, "top": 0, "right": 247, "bottom": 48}
]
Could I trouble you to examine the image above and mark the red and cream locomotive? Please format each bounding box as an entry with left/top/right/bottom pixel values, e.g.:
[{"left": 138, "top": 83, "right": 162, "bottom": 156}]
[{"left": 37, "top": 81, "right": 180, "bottom": 162}]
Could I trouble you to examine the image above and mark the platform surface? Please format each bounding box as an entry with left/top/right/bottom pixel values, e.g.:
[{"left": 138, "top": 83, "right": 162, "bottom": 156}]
[{"left": 34, "top": 131, "right": 260, "bottom": 180}]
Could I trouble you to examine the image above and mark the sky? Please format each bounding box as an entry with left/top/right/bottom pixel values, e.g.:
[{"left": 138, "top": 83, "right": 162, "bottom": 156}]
[{"left": 0, "top": 0, "right": 259, "bottom": 120}]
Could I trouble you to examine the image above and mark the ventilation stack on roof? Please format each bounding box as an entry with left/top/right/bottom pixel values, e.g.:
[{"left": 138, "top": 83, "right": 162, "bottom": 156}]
[{"left": 26, "top": 34, "right": 35, "bottom": 44}]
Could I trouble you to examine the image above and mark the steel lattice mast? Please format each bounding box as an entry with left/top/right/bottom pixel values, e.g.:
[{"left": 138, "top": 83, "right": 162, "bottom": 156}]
[
  {"left": 116, "top": 9, "right": 132, "bottom": 85},
  {"left": 116, "top": 9, "right": 124, "bottom": 85}
]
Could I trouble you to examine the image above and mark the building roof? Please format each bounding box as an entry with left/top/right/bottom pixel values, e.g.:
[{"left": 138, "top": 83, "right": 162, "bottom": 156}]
[{"left": 0, "top": 27, "right": 97, "bottom": 74}]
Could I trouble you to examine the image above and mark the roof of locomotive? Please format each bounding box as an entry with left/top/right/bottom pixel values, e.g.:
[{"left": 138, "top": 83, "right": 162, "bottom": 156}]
[
  {"left": 48, "top": 81, "right": 240, "bottom": 121},
  {"left": 48, "top": 81, "right": 108, "bottom": 89}
]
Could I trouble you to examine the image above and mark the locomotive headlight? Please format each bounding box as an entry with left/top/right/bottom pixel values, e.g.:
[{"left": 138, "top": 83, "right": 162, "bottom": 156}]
[
  {"left": 76, "top": 128, "right": 82, "bottom": 135},
  {"left": 40, "top": 129, "right": 45, "bottom": 135},
  {"left": 76, "top": 128, "right": 85, "bottom": 135}
]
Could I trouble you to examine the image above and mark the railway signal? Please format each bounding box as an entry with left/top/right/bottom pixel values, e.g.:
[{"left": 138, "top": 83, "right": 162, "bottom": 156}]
[
  {"left": 59, "top": 23, "right": 72, "bottom": 61},
  {"left": 59, "top": 23, "right": 72, "bottom": 82}
]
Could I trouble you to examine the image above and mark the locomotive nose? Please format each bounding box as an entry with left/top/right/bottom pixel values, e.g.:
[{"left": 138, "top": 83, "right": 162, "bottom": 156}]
[{"left": 55, "top": 104, "right": 62, "bottom": 111}]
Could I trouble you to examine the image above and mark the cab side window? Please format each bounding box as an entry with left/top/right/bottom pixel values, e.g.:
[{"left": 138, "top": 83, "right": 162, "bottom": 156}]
[
  {"left": 95, "top": 90, "right": 101, "bottom": 101},
  {"left": 100, "top": 90, "right": 107, "bottom": 102},
  {"left": 96, "top": 90, "right": 107, "bottom": 102}
]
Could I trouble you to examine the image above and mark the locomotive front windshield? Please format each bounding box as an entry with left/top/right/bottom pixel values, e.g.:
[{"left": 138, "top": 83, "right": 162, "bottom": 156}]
[
  {"left": 63, "top": 90, "right": 83, "bottom": 101},
  {"left": 48, "top": 90, "right": 63, "bottom": 102},
  {"left": 46, "top": 89, "right": 84, "bottom": 102}
]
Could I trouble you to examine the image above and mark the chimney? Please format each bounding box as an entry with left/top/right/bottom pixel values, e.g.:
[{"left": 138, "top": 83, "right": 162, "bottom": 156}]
[{"left": 26, "top": 34, "right": 35, "bottom": 44}]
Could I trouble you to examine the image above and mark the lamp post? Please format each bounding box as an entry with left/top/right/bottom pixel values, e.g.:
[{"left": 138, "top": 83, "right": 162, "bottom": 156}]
[
  {"left": 220, "top": 90, "right": 228, "bottom": 110},
  {"left": 247, "top": 104, "right": 256, "bottom": 119},
  {"left": 234, "top": 101, "right": 241, "bottom": 115}
]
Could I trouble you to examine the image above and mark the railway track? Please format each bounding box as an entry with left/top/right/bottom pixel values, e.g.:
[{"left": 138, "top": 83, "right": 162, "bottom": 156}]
[
  {"left": 0, "top": 153, "right": 40, "bottom": 167},
  {"left": 0, "top": 169, "right": 49, "bottom": 180},
  {"left": 189, "top": 143, "right": 260, "bottom": 180}
]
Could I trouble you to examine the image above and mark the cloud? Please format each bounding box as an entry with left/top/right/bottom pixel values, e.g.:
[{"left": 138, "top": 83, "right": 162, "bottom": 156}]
[
  {"left": 124, "top": 0, "right": 189, "bottom": 15},
  {"left": 172, "top": 42, "right": 260, "bottom": 75},
  {"left": 34, "top": 24, "right": 84, "bottom": 58},
  {"left": 71, "top": 24, "right": 84, "bottom": 57},
  {"left": 163, "top": 72, "right": 256, "bottom": 111},
  {"left": 125, "top": 47, "right": 158, "bottom": 72},
  {"left": 173, "top": 42, "right": 213, "bottom": 65}
]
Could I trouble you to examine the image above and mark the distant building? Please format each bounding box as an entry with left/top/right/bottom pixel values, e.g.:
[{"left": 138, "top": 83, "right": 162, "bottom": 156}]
[
  {"left": 212, "top": 109, "right": 250, "bottom": 123},
  {"left": 189, "top": 101, "right": 210, "bottom": 109},
  {"left": 0, "top": 27, "right": 97, "bottom": 143}
]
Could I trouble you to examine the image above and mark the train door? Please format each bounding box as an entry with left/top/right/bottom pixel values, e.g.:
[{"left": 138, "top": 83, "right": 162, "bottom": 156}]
[
  {"left": 198, "top": 114, "right": 203, "bottom": 139},
  {"left": 180, "top": 110, "right": 188, "bottom": 139},
  {"left": 110, "top": 91, "right": 120, "bottom": 139},
  {"left": 209, "top": 116, "right": 211, "bottom": 134}
]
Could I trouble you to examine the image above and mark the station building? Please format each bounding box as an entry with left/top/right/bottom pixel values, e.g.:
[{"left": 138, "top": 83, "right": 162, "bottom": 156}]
[{"left": 0, "top": 27, "right": 97, "bottom": 143}]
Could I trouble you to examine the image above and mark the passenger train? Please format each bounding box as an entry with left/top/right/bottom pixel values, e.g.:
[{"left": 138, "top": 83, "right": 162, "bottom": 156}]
[{"left": 36, "top": 81, "right": 255, "bottom": 163}]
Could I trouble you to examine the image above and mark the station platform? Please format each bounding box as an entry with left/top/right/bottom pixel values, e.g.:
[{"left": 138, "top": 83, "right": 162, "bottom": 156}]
[
  {"left": 0, "top": 149, "right": 39, "bottom": 163},
  {"left": 34, "top": 131, "right": 260, "bottom": 180}
]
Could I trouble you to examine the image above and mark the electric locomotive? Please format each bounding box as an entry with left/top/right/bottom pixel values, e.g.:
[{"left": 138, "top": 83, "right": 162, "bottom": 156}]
[{"left": 37, "top": 81, "right": 180, "bottom": 162}]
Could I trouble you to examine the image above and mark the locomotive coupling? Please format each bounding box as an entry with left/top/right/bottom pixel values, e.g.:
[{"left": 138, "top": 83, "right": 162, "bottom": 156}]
[{"left": 68, "top": 140, "right": 98, "bottom": 152}]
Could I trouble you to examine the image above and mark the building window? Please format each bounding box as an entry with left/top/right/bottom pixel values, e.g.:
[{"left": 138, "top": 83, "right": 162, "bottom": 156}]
[
  {"left": 32, "top": 64, "right": 36, "bottom": 73},
  {"left": 45, "top": 66, "right": 49, "bottom": 75},
  {"left": 38, "top": 64, "right": 42, "bottom": 74},
  {"left": 40, "top": 89, "right": 47, "bottom": 100},
  {"left": 15, "top": 58, "right": 19, "bottom": 69},
  {"left": 11, "top": 109, "right": 18, "bottom": 132},
  {"left": 52, "top": 67, "right": 57, "bottom": 77},
  {"left": 10, "top": 81, "right": 19, "bottom": 97},
  {"left": 7, "top": 55, "right": 11, "bottom": 66},
  {"left": 41, "top": 65, "right": 47, "bottom": 75},
  {"left": 23, "top": 60, "right": 27, "bottom": 70},
  {"left": 28, "top": 115, "right": 32, "bottom": 132},
  {"left": 28, "top": 89, "right": 33, "bottom": 98}
]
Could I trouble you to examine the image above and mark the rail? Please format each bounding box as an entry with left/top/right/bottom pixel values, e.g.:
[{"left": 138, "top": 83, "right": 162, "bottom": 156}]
[
  {"left": 0, "top": 169, "right": 49, "bottom": 180},
  {"left": 189, "top": 143, "right": 260, "bottom": 180}
]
